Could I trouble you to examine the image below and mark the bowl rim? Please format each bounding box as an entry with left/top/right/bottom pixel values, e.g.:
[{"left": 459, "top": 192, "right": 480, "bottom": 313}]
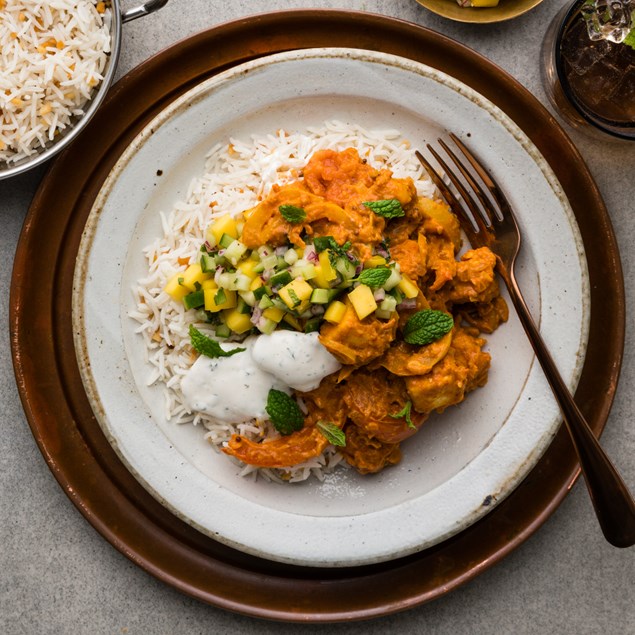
[{"left": 0, "top": 0, "right": 123, "bottom": 180}]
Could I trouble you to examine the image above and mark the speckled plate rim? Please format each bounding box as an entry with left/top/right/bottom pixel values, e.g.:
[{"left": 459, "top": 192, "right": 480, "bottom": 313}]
[
  {"left": 10, "top": 10, "right": 624, "bottom": 621},
  {"left": 73, "top": 47, "right": 588, "bottom": 568}
]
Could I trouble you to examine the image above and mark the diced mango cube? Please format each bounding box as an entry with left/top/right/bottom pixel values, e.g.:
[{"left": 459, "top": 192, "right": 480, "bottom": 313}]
[
  {"left": 180, "top": 263, "right": 211, "bottom": 291},
  {"left": 201, "top": 278, "right": 218, "bottom": 290},
  {"left": 397, "top": 274, "right": 419, "bottom": 299},
  {"left": 364, "top": 255, "right": 387, "bottom": 269},
  {"left": 238, "top": 259, "right": 259, "bottom": 279},
  {"left": 206, "top": 214, "right": 238, "bottom": 246},
  {"left": 249, "top": 277, "right": 263, "bottom": 291},
  {"left": 323, "top": 300, "right": 347, "bottom": 324},
  {"left": 164, "top": 272, "right": 189, "bottom": 301},
  {"left": 204, "top": 288, "right": 237, "bottom": 312},
  {"left": 223, "top": 308, "right": 252, "bottom": 334},
  {"left": 318, "top": 251, "right": 337, "bottom": 281},
  {"left": 348, "top": 284, "right": 377, "bottom": 320},
  {"left": 279, "top": 277, "right": 313, "bottom": 309},
  {"left": 263, "top": 307, "right": 285, "bottom": 323},
  {"left": 312, "top": 265, "right": 331, "bottom": 289}
]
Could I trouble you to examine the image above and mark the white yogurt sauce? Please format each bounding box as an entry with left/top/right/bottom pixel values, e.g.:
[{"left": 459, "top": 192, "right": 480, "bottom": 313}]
[
  {"left": 180, "top": 332, "right": 341, "bottom": 424},
  {"left": 251, "top": 331, "right": 341, "bottom": 392}
]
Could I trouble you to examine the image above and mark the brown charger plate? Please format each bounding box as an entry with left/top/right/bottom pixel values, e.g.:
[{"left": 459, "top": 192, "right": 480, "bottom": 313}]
[{"left": 10, "top": 10, "right": 624, "bottom": 622}]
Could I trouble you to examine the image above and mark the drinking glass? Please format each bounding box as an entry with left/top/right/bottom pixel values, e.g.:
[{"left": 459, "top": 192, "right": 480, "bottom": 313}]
[{"left": 542, "top": 0, "right": 635, "bottom": 140}]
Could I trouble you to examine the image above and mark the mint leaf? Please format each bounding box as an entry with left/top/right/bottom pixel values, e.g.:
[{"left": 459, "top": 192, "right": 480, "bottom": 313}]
[
  {"left": 357, "top": 267, "right": 392, "bottom": 288},
  {"left": 363, "top": 199, "right": 405, "bottom": 218},
  {"left": 279, "top": 204, "right": 307, "bottom": 223},
  {"left": 189, "top": 325, "right": 245, "bottom": 358},
  {"left": 403, "top": 310, "right": 453, "bottom": 345},
  {"left": 390, "top": 401, "right": 415, "bottom": 429},
  {"left": 625, "top": 28, "right": 635, "bottom": 50},
  {"left": 266, "top": 389, "right": 305, "bottom": 435},
  {"left": 316, "top": 421, "right": 346, "bottom": 447},
  {"left": 312, "top": 236, "right": 356, "bottom": 267}
]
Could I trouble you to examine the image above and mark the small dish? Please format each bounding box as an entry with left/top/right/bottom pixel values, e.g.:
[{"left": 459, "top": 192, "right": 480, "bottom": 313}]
[{"left": 415, "top": 0, "right": 545, "bottom": 24}]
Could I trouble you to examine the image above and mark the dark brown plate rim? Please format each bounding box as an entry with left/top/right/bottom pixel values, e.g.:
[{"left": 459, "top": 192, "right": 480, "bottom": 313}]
[{"left": 10, "top": 10, "right": 625, "bottom": 622}]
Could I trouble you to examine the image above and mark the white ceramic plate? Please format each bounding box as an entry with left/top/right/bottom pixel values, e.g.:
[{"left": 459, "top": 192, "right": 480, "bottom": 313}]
[{"left": 73, "top": 48, "right": 589, "bottom": 567}]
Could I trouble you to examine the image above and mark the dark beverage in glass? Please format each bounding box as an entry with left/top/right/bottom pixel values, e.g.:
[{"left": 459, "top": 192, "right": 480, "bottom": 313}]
[{"left": 542, "top": 0, "right": 635, "bottom": 140}]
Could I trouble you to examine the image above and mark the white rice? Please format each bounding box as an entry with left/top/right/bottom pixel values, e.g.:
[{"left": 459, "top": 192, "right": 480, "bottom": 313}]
[
  {"left": 130, "top": 121, "right": 436, "bottom": 482},
  {"left": 0, "top": 0, "right": 111, "bottom": 164}
]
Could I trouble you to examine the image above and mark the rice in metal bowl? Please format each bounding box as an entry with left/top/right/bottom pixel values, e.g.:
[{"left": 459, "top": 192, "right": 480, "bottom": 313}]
[
  {"left": 129, "top": 121, "right": 436, "bottom": 483},
  {"left": 0, "top": 0, "right": 111, "bottom": 165}
]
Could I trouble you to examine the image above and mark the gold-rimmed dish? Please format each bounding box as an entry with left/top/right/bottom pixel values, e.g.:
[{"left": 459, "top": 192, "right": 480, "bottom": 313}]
[{"left": 415, "top": 0, "right": 545, "bottom": 24}]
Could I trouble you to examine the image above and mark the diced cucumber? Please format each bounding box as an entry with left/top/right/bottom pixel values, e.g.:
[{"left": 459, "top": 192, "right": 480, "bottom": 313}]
[
  {"left": 390, "top": 287, "right": 405, "bottom": 304},
  {"left": 253, "top": 261, "right": 265, "bottom": 274},
  {"left": 216, "top": 272, "right": 234, "bottom": 289},
  {"left": 219, "top": 233, "right": 235, "bottom": 248},
  {"left": 270, "top": 297, "right": 288, "bottom": 310},
  {"left": 253, "top": 285, "right": 271, "bottom": 301},
  {"left": 375, "top": 309, "right": 394, "bottom": 320},
  {"left": 335, "top": 257, "right": 356, "bottom": 280},
  {"left": 284, "top": 248, "right": 299, "bottom": 265},
  {"left": 269, "top": 270, "right": 293, "bottom": 287},
  {"left": 304, "top": 317, "right": 322, "bottom": 333},
  {"left": 384, "top": 267, "right": 402, "bottom": 291},
  {"left": 290, "top": 262, "right": 317, "bottom": 280},
  {"left": 379, "top": 296, "right": 398, "bottom": 313},
  {"left": 260, "top": 254, "right": 278, "bottom": 271},
  {"left": 234, "top": 273, "right": 252, "bottom": 292},
  {"left": 257, "top": 317, "right": 277, "bottom": 335},
  {"left": 224, "top": 239, "right": 248, "bottom": 265},
  {"left": 200, "top": 252, "right": 216, "bottom": 273},
  {"left": 258, "top": 295, "right": 275, "bottom": 309},
  {"left": 215, "top": 323, "right": 231, "bottom": 338},
  {"left": 276, "top": 256, "right": 290, "bottom": 270},
  {"left": 310, "top": 288, "right": 341, "bottom": 304},
  {"left": 183, "top": 289, "right": 205, "bottom": 310},
  {"left": 238, "top": 290, "right": 256, "bottom": 307},
  {"left": 236, "top": 297, "right": 251, "bottom": 315}
]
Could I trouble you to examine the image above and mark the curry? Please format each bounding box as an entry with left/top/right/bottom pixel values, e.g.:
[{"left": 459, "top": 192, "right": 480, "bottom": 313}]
[{"left": 220, "top": 148, "right": 508, "bottom": 475}]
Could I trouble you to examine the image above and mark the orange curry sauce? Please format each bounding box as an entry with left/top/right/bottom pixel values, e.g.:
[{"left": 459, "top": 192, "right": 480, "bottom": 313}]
[{"left": 224, "top": 148, "right": 508, "bottom": 474}]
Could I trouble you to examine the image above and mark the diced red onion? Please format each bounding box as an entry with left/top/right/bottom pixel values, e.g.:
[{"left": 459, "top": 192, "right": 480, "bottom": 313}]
[
  {"left": 250, "top": 306, "right": 263, "bottom": 325},
  {"left": 310, "top": 304, "right": 325, "bottom": 316},
  {"left": 275, "top": 246, "right": 287, "bottom": 256},
  {"left": 397, "top": 298, "right": 417, "bottom": 310},
  {"left": 376, "top": 246, "right": 390, "bottom": 259},
  {"left": 373, "top": 288, "right": 386, "bottom": 301},
  {"left": 214, "top": 266, "right": 225, "bottom": 285},
  {"left": 305, "top": 246, "right": 318, "bottom": 263}
]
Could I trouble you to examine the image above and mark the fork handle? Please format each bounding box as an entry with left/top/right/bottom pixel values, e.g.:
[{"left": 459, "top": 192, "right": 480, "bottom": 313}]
[{"left": 502, "top": 266, "right": 635, "bottom": 547}]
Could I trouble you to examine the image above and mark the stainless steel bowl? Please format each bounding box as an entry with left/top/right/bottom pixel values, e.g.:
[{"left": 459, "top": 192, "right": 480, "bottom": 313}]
[{"left": 0, "top": 0, "right": 169, "bottom": 180}]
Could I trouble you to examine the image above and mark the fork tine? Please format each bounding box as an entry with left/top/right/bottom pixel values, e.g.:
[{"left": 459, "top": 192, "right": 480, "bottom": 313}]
[
  {"left": 415, "top": 150, "right": 478, "bottom": 239},
  {"left": 450, "top": 133, "right": 514, "bottom": 223},
  {"left": 426, "top": 143, "right": 492, "bottom": 240},
  {"left": 438, "top": 138, "right": 496, "bottom": 227},
  {"left": 414, "top": 150, "right": 460, "bottom": 211}
]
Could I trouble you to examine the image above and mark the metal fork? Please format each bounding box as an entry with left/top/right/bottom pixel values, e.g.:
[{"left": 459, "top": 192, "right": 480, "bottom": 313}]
[{"left": 416, "top": 134, "right": 635, "bottom": 548}]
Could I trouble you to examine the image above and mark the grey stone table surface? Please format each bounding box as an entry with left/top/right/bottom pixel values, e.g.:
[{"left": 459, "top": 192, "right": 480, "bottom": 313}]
[{"left": 1, "top": 0, "right": 633, "bottom": 632}]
